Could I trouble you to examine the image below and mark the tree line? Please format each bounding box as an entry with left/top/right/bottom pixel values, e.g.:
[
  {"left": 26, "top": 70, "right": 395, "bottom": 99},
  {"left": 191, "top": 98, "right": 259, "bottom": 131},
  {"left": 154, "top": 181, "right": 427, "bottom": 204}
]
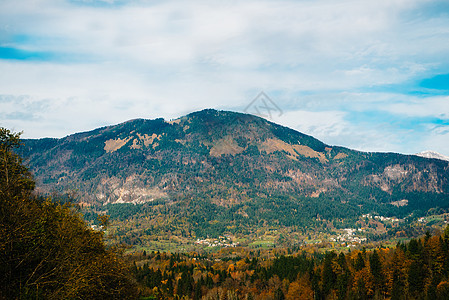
[{"left": 131, "top": 229, "right": 449, "bottom": 299}]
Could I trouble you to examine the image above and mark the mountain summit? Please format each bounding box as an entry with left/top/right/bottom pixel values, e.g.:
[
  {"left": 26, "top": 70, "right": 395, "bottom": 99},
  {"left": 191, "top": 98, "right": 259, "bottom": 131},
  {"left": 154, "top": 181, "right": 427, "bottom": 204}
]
[
  {"left": 20, "top": 109, "right": 449, "bottom": 238},
  {"left": 22, "top": 109, "right": 337, "bottom": 205}
]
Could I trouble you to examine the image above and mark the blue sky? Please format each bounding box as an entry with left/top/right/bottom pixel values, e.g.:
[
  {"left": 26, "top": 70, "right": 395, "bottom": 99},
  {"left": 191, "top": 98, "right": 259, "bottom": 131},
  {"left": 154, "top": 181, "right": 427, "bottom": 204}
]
[{"left": 1, "top": 0, "right": 449, "bottom": 156}]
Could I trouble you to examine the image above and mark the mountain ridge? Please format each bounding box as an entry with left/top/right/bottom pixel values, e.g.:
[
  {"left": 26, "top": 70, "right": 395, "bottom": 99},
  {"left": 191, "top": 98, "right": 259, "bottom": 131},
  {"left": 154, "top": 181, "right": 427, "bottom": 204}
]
[
  {"left": 416, "top": 150, "right": 449, "bottom": 162},
  {"left": 19, "top": 109, "right": 449, "bottom": 240}
]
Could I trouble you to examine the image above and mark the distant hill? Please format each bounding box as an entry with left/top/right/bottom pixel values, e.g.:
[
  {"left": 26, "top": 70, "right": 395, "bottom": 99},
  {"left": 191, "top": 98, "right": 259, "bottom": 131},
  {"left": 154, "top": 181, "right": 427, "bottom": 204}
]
[
  {"left": 416, "top": 150, "right": 449, "bottom": 162},
  {"left": 19, "top": 109, "right": 449, "bottom": 238}
]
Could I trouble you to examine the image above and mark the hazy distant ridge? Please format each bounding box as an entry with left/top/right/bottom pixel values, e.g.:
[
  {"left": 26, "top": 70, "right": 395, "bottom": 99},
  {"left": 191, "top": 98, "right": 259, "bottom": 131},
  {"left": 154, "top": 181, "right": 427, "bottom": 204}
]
[{"left": 416, "top": 150, "right": 449, "bottom": 162}]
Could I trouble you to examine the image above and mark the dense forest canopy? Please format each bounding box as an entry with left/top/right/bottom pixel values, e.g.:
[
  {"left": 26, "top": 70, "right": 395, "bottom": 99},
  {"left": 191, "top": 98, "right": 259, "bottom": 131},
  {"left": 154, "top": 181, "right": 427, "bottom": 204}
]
[{"left": 130, "top": 229, "right": 449, "bottom": 300}]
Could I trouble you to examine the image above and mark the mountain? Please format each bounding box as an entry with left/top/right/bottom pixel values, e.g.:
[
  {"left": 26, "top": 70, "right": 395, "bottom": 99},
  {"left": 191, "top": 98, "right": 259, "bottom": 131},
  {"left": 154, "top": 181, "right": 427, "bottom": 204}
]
[
  {"left": 416, "top": 150, "right": 449, "bottom": 162},
  {"left": 19, "top": 109, "right": 449, "bottom": 242}
]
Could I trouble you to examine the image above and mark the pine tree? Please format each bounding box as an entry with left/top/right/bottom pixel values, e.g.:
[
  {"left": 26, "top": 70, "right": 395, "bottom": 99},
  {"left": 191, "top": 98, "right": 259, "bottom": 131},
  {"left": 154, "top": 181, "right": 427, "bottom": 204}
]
[
  {"left": 274, "top": 287, "right": 285, "bottom": 300},
  {"left": 322, "top": 251, "right": 337, "bottom": 297},
  {"left": 355, "top": 252, "right": 365, "bottom": 271},
  {"left": 369, "top": 250, "right": 383, "bottom": 296},
  {"left": 408, "top": 261, "right": 426, "bottom": 298},
  {"left": 336, "top": 252, "right": 350, "bottom": 300}
]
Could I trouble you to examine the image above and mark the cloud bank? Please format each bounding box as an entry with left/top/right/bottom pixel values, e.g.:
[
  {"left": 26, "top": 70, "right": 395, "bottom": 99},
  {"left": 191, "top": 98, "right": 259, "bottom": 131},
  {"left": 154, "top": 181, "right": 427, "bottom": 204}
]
[{"left": 1, "top": 0, "right": 449, "bottom": 155}]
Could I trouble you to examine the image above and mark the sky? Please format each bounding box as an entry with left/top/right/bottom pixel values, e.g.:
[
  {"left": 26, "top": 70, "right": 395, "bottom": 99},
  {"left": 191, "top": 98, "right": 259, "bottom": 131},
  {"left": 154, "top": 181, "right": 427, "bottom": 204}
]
[{"left": 1, "top": 0, "right": 449, "bottom": 156}]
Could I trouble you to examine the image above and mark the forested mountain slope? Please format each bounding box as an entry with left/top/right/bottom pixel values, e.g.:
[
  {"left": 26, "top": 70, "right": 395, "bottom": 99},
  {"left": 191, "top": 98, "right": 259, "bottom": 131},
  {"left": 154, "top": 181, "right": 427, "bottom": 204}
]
[{"left": 20, "top": 109, "right": 449, "bottom": 238}]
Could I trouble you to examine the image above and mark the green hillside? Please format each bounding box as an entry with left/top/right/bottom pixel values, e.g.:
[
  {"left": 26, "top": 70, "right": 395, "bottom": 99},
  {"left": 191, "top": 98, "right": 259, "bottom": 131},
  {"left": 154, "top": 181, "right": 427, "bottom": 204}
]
[{"left": 19, "top": 109, "right": 449, "bottom": 248}]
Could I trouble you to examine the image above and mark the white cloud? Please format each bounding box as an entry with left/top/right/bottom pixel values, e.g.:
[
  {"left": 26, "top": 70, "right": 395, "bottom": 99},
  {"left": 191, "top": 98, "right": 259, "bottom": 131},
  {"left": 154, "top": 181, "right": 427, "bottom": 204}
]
[
  {"left": 383, "top": 96, "right": 449, "bottom": 118},
  {"left": 279, "top": 110, "right": 348, "bottom": 139},
  {"left": 276, "top": 108, "right": 411, "bottom": 154},
  {"left": 423, "top": 125, "right": 449, "bottom": 156},
  {"left": 1, "top": 0, "right": 449, "bottom": 155}
]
